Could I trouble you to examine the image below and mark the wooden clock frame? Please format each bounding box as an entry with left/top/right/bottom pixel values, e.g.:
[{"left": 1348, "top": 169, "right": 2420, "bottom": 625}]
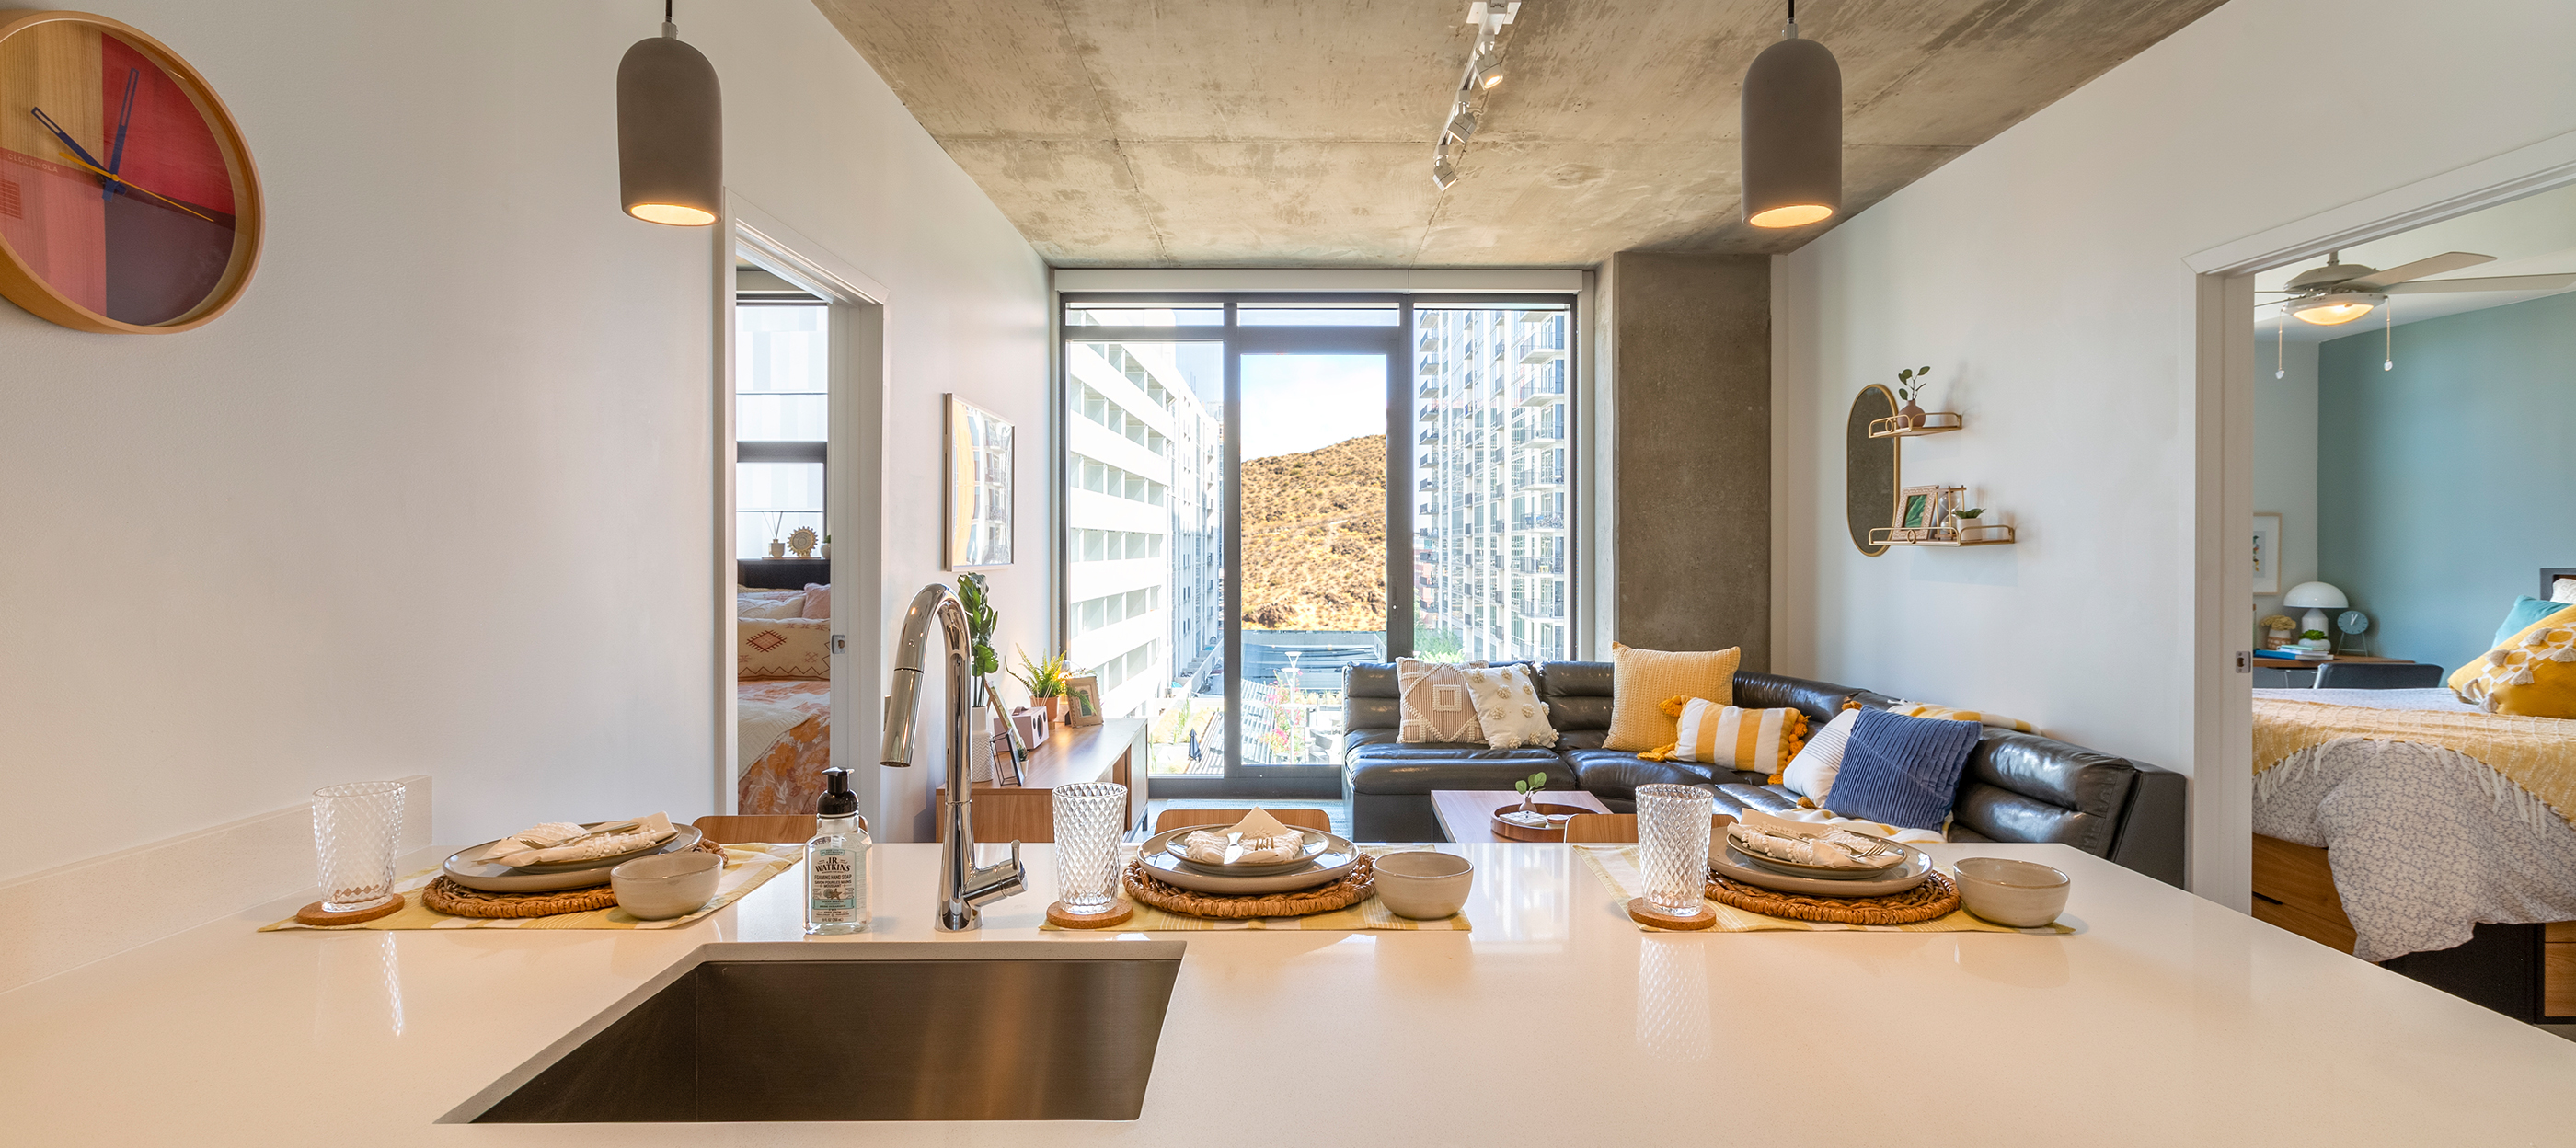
[{"left": 0, "top": 9, "right": 263, "bottom": 334}]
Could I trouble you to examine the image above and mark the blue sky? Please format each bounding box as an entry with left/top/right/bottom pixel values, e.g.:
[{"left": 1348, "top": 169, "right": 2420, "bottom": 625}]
[{"left": 1239, "top": 354, "right": 1386, "bottom": 460}]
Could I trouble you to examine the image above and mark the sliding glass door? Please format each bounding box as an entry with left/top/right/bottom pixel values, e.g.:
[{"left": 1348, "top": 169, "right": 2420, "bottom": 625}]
[{"left": 1064, "top": 294, "right": 1570, "bottom": 798}]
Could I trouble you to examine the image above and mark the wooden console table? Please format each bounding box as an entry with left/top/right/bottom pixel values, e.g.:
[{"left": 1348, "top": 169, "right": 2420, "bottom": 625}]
[{"left": 934, "top": 718, "right": 1146, "bottom": 844}]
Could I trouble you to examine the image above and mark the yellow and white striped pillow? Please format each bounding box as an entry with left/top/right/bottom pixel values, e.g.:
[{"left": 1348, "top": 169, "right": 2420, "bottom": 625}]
[
  {"left": 1889, "top": 702, "right": 2036, "bottom": 734},
  {"left": 1639, "top": 695, "right": 1809, "bottom": 781}
]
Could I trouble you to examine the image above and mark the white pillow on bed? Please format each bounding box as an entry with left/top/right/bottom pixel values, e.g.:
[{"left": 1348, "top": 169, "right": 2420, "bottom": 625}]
[
  {"left": 2555, "top": 577, "right": 2576, "bottom": 604},
  {"left": 739, "top": 592, "right": 803, "bottom": 619}
]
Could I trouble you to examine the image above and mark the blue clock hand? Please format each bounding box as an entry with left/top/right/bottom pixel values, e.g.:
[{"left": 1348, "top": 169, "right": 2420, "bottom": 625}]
[
  {"left": 29, "top": 107, "right": 110, "bottom": 174},
  {"left": 103, "top": 68, "right": 139, "bottom": 201}
]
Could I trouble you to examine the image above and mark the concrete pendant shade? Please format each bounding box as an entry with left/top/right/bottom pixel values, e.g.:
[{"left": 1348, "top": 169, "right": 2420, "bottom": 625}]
[
  {"left": 1739, "top": 30, "right": 1841, "bottom": 229},
  {"left": 617, "top": 29, "right": 723, "bottom": 226}
]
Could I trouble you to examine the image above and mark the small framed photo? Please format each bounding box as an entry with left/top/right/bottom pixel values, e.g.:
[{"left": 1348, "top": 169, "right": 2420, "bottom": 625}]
[
  {"left": 945, "top": 394, "right": 1014, "bottom": 570},
  {"left": 1064, "top": 674, "right": 1105, "bottom": 727},
  {"left": 1898, "top": 485, "right": 1940, "bottom": 541},
  {"left": 2252, "top": 512, "right": 2283, "bottom": 595}
]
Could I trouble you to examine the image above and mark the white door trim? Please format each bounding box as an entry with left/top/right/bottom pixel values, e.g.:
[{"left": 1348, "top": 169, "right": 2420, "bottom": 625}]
[{"left": 719, "top": 192, "right": 891, "bottom": 830}]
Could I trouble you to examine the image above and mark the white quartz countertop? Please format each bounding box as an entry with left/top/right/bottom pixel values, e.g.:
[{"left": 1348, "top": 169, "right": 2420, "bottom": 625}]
[{"left": 6, "top": 841, "right": 2570, "bottom": 1144}]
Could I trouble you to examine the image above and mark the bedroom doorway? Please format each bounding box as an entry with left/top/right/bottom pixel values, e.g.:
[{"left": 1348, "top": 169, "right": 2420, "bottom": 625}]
[
  {"left": 2184, "top": 132, "right": 2576, "bottom": 913},
  {"left": 719, "top": 204, "right": 891, "bottom": 831}
]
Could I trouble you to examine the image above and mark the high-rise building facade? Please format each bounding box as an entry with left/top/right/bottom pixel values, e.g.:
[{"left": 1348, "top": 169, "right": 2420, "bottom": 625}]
[
  {"left": 1411, "top": 306, "right": 1571, "bottom": 663},
  {"left": 1064, "top": 339, "right": 1223, "bottom": 723}
]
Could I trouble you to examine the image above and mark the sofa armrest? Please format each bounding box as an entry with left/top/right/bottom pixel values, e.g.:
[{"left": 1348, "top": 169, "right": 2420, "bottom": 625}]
[{"left": 2108, "top": 763, "right": 2186, "bottom": 889}]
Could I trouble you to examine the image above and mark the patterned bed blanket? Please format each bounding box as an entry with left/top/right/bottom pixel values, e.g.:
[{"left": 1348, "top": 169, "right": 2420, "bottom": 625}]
[
  {"left": 2252, "top": 692, "right": 2576, "bottom": 961},
  {"left": 738, "top": 679, "right": 831, "bottom": 815}
]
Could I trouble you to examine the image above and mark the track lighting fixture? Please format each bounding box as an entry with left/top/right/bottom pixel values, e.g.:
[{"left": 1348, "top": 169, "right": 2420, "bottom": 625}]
[{"left": 1430, "top": 2, "right": 1518, "bottom": 190}]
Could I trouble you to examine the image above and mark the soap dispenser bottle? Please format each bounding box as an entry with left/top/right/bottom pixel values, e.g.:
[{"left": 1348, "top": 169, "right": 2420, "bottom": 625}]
[{"left": 803, "top": 767, "right": 868, "bottom": 935}]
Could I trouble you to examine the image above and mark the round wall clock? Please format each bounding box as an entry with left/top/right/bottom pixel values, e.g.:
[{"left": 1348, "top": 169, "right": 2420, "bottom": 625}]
[{"left": 0, "top": 11, "right": 260, "bottom": 333}]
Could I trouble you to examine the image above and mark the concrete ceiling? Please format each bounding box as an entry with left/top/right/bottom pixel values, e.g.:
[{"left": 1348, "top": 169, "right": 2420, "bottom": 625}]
[{"left": 811, "top": 0, "right": 2226, "bottom": 268}]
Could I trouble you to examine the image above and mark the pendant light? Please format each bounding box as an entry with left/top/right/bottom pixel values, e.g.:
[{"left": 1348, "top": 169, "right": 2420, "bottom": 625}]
[
  {"left": 617, "top": 0, "right": 722, "bottom": 226},
  {"left": 1740, "top": 0, "right": 1841, "bottom": 229}
]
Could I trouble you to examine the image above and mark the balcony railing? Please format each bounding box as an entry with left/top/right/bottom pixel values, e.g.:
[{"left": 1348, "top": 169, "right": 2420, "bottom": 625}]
[
  {"left": 1514, "top": 554, "right": 1566, "bottom": 575},
  {"left": 1514, "top": 373, "right": 1567, "bottom": 408},
  {"left": 1519, "top": 597, "right": 1567, "bottom": 620},
  {"left": 1512, "top": 511, "right": 1568, "bottom": 532}
]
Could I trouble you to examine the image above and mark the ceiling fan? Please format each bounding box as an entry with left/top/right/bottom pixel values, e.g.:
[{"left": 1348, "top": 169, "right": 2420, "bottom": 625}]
[{"left": 2261, "top": 250, "right": 2576, "bottom": 325}]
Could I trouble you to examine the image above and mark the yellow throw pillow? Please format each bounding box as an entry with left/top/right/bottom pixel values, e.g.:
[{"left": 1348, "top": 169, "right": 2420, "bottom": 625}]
[
  {"left": 2449, "top": 604, "right": 2576, "bottom": 718},
  {"left": 1604, "top": 642, "right": 1741, "bottom": 752},
  {"left": 1888, "top": 702, "right": 2036, "bottom": 734},
  {"left": 1639, "top": 696, "right": 1809, "bottom": 781},
  {"left": 740, "top": 616, "right": 832, "bottom": 679}
]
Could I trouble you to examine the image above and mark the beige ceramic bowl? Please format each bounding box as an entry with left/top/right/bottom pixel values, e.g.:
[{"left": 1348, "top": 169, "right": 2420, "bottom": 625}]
[
  {"left": 611, "top": 851, "right": 723, "bottom": 920},
  {"left": 1952, "top": 857, "right": 2070, "bottom": 928},
  {"left": 1374, "top": 851, "right": 1474, "bottom": 920}
]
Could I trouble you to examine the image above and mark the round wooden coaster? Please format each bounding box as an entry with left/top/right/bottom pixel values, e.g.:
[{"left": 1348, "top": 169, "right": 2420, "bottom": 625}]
[
  {"left": 295, "top": 892, "right": 406, "bottom": 926},
  {"left": 1627, "top": 896, "right": 1717, "bottom": 931},
  {"left": 1047, "top": 900, "right": 1133, "bottom": 929}
]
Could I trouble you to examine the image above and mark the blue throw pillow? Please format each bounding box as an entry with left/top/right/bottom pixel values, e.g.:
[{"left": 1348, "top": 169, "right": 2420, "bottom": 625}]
[
  {"left": 2494, "top": 597, "right": 2569, "bottom": 649},
  {"left": 1821, "top": 709, "right": 1981, "bottom": 832}
]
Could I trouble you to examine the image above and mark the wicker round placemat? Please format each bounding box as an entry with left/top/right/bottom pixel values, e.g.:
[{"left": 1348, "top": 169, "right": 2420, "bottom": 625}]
[
  {"left": 423, "top": 839, "right": 730, "bottom": 919},
  {"left": 1122, "top": 855, "right": 1375, "bottom": 919},
  {"left": 1703, "top": 868, "right": 1961, "bottom": 925}
]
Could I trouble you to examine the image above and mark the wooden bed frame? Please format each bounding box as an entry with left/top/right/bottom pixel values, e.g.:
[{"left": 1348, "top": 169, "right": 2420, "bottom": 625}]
[{"left": 2252, "top": 837, "right": 2573, "bottom": 1022}]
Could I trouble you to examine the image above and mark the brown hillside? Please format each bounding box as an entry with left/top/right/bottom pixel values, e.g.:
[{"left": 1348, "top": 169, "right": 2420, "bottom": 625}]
[{"left": 1240, "top": 434, "right": 1386, "bottom": 632}]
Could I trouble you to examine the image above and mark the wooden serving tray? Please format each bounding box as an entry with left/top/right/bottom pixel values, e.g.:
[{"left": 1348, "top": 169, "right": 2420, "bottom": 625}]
[{"left": 1490, "top": 802, "right": 1595, "bottom": 843}]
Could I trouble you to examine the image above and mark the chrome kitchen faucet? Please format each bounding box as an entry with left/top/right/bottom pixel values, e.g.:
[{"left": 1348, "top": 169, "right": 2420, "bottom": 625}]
[{"left": 880, "top": 583, "right": 1025, "bottom": 931}]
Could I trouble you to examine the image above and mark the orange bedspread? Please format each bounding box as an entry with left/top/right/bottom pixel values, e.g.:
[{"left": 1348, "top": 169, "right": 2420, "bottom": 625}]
[{"left": 739, "top": 679, "right": 832, "bottom": 815}]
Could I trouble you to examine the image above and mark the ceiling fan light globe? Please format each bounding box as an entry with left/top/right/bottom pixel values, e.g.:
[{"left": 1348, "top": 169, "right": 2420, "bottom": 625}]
[{"left": 2287, "top": 291, "right": 2385, "bottom": 326}]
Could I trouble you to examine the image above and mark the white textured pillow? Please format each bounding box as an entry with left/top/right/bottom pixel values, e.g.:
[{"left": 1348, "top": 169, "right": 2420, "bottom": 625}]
[
  {"left": 1466, "top": 664, "right": 1558, "bottom": 750},
  {"left": 1782, "top": 708, "right": 1860, "bottom": 799},
  {"left": 2556, "top": 576, "right": 2576, "bottom": 604},
  {"left": 739, "top": 591, "right": 803, "bottom": 619}
]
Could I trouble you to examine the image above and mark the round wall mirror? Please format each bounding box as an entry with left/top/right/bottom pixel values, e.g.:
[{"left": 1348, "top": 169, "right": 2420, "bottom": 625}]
[{"left": 1846, "top": 385, "right": 1897, "bottom": 556}]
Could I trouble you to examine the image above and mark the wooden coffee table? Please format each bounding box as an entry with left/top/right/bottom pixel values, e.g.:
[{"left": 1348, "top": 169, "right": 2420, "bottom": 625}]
[{"left": 1431, "top": 788, "right": 1611, "bottom": 844}]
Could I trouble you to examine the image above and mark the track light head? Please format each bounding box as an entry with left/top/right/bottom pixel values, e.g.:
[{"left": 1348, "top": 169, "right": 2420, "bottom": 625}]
[
  {"left": 1445, "top": 108, "right": 1478, "bottom": 142},
  {"left": 1432, "top": 154, "right": 1458, "bottom": 189}
]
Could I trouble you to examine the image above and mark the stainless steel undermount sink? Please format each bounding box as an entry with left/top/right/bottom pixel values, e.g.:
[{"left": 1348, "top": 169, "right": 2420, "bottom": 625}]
[{"left": 445, "top": 941, "right": 1185, "bottom": 1123}]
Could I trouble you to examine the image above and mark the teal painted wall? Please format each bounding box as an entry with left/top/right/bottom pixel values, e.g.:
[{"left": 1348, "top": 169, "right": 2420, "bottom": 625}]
[{"left": 2317, "top": 291, "right": 2576, "bottom": 677}]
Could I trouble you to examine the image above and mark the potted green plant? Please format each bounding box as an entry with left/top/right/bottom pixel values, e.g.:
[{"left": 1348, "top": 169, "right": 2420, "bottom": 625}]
[
  {"left": 1012, "top": 645, "right": 1073, "bottom": 723},
  {"left": 1951, "top": 505, "right": 1984, "bottom": 538},
  {"left": 1895, "top": 365, "right": 1933, "bottom": 430},
  {"left": 957, "top": 574, "right": 1001, "bottom": 779},
  {"left": 1512, "top": 771, "right": 1547, "bottom": 818}
]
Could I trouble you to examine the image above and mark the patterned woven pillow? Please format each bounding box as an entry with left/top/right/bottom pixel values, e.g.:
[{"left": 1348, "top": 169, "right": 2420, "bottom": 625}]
[
  {"left": 2449, "top": 603, "right": 2576, "bottom": 718},
  {"left": 740, "top": 617, "right": 831, "bottom": 679},
  {"left": 1604, "top": 643, "right": 1740, "bottom": 752},
  {"left": 1396, "top": 659, "right": 1485, "bottom": 744},
  {"left": 1464, "top": 663, "right": 1557, "bottom": 750},
  {"left": 1639, "top": 696, "right": 1807, "bottom": 781}
]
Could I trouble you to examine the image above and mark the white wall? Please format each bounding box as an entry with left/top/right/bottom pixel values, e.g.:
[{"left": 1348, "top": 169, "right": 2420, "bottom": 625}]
[
  {"left": 0, "top": 0, "right": 1047, "bottom": 882},
  {"left": 2252, "top": 340, "right": 2318, "bottom": 629},
  {"left": 1772, "top": 0, "right": 2576, "bottom": 895}
]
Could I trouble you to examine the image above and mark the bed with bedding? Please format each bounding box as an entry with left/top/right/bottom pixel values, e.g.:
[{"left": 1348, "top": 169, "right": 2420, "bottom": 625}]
[
  {"left": 2249, "top": 569, "right": 2576, "bottom": 1020},
  {"left": 736, "top": 584, "right": 834, "bottom": 816}
]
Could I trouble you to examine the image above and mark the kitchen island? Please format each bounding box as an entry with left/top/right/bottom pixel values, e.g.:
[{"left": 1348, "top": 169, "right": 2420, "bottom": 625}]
[{"left": 4, "top": 841, "right": 2570, "bottom": 1144}]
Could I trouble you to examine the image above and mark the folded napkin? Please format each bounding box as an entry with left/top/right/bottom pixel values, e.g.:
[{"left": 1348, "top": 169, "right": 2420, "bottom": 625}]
[
  {"left": 1726, "top": 809, "right": 1902, "bottom": 870},
  {"left": 1178, "top": 807, "right": 1308, "bottom": 865},
  {"left": 477, "top": 812, "right": 676, "bottom": 867}
]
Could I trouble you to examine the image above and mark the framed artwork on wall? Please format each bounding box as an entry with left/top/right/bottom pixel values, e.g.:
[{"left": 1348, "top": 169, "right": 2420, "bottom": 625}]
[
  {"left": 945, "top": 395, "right": 1014, "bottom": 570},
  {"left": 2252, "top": 511, "right": 2282, "bottom": 595}
]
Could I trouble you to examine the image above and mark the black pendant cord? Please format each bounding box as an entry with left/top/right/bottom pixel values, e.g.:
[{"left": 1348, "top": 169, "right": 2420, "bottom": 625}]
[{"left": 665, "top": 0, "right": 673, "bottom": 23}]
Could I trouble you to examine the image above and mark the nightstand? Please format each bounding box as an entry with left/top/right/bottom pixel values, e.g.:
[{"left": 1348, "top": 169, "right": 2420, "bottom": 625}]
[{"left": 2251, "top": 654, "right": 2419, "bottom": 689}]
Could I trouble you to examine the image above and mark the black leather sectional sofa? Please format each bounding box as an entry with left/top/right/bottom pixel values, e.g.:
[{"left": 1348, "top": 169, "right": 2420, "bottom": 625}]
[{"left": 1341, "top": 661, "right": 2187, "bottom": 887}]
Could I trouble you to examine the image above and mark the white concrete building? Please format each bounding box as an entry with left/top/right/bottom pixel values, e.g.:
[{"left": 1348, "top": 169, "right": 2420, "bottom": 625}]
[
  {"left": 1064, "top": 338, "right": 1222, "bottom": 720},
  {"left": 1412, "top": 306, "right": 1571, "bottom": 663}
]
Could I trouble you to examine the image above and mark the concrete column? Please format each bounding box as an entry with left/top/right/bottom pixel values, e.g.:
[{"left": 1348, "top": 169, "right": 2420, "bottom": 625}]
[{"left": 1606, "top": 251, "right": 1769, "bottom": 670}]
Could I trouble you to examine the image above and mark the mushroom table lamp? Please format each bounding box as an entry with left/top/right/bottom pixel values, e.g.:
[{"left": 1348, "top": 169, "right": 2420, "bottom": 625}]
[{"left": 2283, "top": 581, "right": 2349, "bottom": 642}]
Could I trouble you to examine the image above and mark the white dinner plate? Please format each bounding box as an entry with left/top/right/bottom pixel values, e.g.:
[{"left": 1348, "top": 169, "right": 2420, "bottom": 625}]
[
  {"left": 1708, "top": 841, "right": 1932, "bottom": 898},
  {"left": 442, "top": 824, "right": 704, "bottom": 892},
  {"left": 1161, "top": 826, "right": 1333, "bottom": 877},
  {"left": 1137, "top": 828, "right": 1357, "bottom": 894}
]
